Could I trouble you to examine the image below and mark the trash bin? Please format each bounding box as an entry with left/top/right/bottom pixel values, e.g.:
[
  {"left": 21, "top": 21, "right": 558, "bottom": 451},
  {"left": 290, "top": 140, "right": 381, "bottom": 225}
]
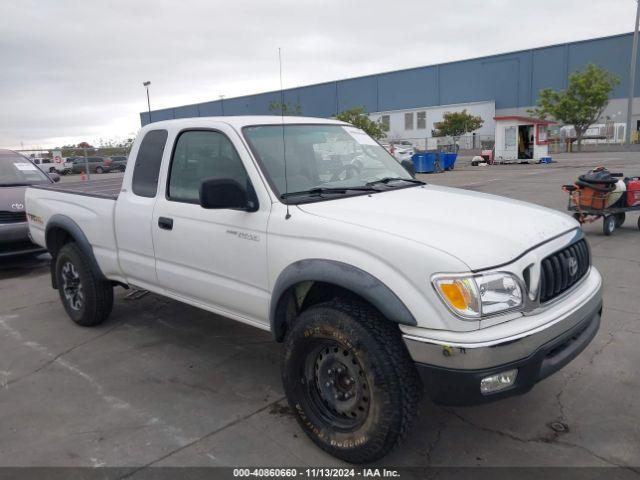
[
  {"left": 441, "top": 153, "right": 458, "bottom": 170},
  {"left": 412, "top": 153, "right": 437, "bottom": 173}
]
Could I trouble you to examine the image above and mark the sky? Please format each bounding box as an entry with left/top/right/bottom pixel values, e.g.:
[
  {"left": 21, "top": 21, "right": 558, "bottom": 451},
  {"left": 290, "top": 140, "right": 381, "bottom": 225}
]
[{"left": 0, "top": 0, "right": 637, "bottom": 149}]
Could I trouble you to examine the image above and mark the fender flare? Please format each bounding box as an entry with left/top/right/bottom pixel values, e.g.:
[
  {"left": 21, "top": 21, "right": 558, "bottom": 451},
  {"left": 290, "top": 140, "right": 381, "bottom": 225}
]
[
  {"left": 270, "top": 259, "right": 417, "bottom": 340},
  {"left": 45, "top": 214, "right": 107, "bottom": 285}
]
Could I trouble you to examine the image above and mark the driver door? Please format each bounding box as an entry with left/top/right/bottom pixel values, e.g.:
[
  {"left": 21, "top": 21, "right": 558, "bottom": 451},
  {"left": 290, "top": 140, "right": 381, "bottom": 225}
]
[{"left": 152, "top": 127, "right": 271, "bottom": 326}]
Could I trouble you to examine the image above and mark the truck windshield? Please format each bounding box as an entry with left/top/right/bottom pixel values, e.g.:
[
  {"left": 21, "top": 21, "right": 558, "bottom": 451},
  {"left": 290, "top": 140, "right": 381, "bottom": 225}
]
[
  {"left": 243, "top": 124, "right": 416, "bottom": 201},
  {"left": 0, "top": 154, "right": 50, "bottom": 186}
]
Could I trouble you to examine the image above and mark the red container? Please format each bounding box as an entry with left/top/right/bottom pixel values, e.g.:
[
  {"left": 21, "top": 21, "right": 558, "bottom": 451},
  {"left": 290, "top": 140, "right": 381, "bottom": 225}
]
[{"left": 627, "top": 179, "right": 640, "bottom": 207}]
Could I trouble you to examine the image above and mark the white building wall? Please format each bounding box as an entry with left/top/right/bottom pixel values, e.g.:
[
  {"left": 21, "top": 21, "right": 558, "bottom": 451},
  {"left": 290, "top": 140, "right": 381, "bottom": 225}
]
[{"left": 368, "top": 101, "right": 495, "bottom": 149}]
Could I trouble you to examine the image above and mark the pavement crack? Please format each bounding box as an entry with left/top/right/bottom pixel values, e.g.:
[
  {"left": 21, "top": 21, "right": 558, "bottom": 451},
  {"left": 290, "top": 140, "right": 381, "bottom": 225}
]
[
  {"left": 4, "top": 323, "right": 121, "bottom": 388},
  {"left": 118, "top": 396, "right": 287, "bottom": 478},
  {"left": 445, "top": 408, "right": 542, "bottom": 444},
  {"left": 446, "top": 409, "right": 639, "bottom": 471},
  {"left": 424, "top": 422, "right": 445, "bottom": 464},
  {"left": 553, "top": 330, "right": 616, "bottom": 423},
  {"left": 554, "top": 440, "right": 640, "bottom": 474}
]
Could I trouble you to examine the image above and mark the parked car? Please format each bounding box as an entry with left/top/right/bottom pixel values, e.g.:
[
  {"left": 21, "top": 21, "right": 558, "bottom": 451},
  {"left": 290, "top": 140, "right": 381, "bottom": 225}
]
[
  {"left": 32, "top": 157, "right": 72, "bottom": 175},
  {"left": 0, "top": 149, "right": 58, "bottom": 257},
  {"left": 70, "top": 156, "right": 114, "bottom": 174},
  {"left": 382, "top": 142, "right": 414, "bottom": 162},
  {"left": 106, "top": 155, "right": 128, "bottom": 172},
  {"left": 26, "top": 117, "right": 602, "bottom": 463}
]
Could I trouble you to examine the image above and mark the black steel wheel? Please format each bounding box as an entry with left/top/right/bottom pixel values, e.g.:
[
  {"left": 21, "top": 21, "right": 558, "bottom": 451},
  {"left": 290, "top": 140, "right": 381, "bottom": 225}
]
[
  {"left": 614, "top": 212, "right": 626, "bottom": 227},
  {"left": 55, "top": 243, "right": 113, "bottom": 326},
  {"left": 603, "top": 215, "right": 616, "bottom": 236},
  {"left": 305, "top": 340, "right": 371, "bottom": 431},
  {"left": 282, "top": 299, "right": 422, "bottom": 463}
]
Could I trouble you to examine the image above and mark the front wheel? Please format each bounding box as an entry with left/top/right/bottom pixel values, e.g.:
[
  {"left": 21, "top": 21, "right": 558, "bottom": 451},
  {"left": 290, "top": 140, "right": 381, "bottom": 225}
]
[
  {"left": 603, "top": 215, "right": 616, "bottom": 236},
  {"left": 55, "top": 243, "right": 113, "bottom": 326},
  {"left": 282, "top": 299, "right": 422, "bottom": 463}
]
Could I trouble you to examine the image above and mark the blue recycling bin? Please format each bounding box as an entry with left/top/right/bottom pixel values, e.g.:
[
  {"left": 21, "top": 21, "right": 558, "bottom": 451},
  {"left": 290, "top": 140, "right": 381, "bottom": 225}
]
[
  {"left": 412, "top": 153, "right": 437, "bottom": 173},
  {"left": 441, "top": 152, "right": 458, "bottom": 170}
]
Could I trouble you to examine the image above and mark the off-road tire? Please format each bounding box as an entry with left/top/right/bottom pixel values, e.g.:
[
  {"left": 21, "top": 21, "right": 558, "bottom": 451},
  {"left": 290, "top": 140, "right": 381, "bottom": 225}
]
[
  {"left": 282, "top": 299, "right": 422, "bottom": 463},
  {"left": 55, "top": 242, "right": 113, "bottom": 326}
]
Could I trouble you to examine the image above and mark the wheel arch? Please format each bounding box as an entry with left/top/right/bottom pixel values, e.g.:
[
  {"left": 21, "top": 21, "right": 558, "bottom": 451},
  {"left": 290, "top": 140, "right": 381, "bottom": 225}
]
[
  {"left": 45, "top": 214, "right": 107, "bottom": 288},
  {"left": 270, "top": 259, "right": 417, "bottom": 342}
]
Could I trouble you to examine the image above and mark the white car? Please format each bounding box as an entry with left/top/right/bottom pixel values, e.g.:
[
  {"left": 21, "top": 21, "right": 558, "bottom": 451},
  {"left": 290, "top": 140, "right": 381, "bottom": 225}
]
[
  {"left": 31, "top": 157, "right": 71, "bottom": 175},
  {"left": 25, "top": 116, "right": 602, "bottom": 463},
  {"left": 382, "top": 142, "right": 414, "bottom": 162}
]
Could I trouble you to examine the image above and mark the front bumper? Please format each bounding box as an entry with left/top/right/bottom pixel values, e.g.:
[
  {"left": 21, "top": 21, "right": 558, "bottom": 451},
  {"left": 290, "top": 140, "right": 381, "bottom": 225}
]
[
  {"left": 0, "top": 222, "right": 46, "bottom": 257},
  {"left": 403, "top": 269, "right": 603, "bottom": 406}
]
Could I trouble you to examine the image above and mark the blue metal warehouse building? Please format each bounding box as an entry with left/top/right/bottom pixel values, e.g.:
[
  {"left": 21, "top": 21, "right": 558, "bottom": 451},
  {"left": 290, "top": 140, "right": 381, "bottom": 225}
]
[{"left": 141, "top": 32, "right": 639, "bottom": 135}]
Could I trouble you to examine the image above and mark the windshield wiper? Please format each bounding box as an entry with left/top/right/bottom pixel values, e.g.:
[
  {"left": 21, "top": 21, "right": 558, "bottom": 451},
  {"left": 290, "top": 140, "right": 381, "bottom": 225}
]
[
  {"left": 365, "top": 177, "right": 425, "bottom": 187},
  {"left": 281, "top": 186, "right": 377, "bottom": 199}
]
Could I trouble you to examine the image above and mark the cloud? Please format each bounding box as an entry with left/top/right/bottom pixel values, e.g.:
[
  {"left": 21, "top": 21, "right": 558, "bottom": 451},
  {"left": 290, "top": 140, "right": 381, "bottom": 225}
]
[{"left": 0, "top": 0, "right": 635, "bottom": 148}]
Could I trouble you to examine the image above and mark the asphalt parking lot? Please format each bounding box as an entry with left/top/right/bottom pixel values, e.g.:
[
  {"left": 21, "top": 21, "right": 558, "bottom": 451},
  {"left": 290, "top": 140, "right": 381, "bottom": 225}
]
[{"left": 1, "top": 152, "right": 639, "bottom": 471}]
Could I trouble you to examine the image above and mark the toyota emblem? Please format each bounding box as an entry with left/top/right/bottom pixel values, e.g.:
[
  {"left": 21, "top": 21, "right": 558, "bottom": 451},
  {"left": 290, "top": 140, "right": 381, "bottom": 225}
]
[{"left": 567, "top": 256, "right": 578, "bottom": 276}]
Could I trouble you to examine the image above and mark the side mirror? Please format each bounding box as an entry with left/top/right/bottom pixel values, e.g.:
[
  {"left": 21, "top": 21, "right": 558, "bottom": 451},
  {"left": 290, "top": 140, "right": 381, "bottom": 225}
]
[
  {"left": 199, "top": 178, "right": 249, "bottom": 210},
  {"left": 49, "top": 173, "right": 61, "bottom": 183},
  {"left": 400, "top": 159, "right": 416, "bottom": 177}
]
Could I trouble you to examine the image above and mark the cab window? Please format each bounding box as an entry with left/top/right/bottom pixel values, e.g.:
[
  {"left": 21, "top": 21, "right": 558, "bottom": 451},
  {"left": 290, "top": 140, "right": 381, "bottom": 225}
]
[{"left": 168, "top": 130, "right": 250, "bottom": 204}]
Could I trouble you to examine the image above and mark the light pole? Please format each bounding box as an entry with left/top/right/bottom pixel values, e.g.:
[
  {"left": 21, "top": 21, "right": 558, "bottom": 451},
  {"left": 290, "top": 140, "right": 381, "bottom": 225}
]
[
  {"left": 626, "top": 0, "right": 640, "bottom": 145},
  {"left": 219, "top": 95, "right": 225, "bottom": 116},
  {"left": 143, "top": 81, "right": 152, "bottom": 123}
]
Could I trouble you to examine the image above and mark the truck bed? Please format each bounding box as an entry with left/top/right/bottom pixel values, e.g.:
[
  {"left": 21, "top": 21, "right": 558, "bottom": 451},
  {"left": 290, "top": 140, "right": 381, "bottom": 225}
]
[{"left": 31, "top": 177, "right": 123, "bottom": 200}]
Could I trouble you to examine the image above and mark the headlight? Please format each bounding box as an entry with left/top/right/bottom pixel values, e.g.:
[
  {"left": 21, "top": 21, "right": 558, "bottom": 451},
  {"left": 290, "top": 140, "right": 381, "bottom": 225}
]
[{"left": 432, "top": 272, "right": 523, "bottom": 319}]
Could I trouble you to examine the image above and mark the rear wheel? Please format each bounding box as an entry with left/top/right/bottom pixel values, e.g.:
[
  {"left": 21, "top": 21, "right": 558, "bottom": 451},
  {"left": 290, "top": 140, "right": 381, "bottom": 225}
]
[
  {"left": 55, "top": 243, "right": 113, "bottom": 326},
  {"left": 614, "top": 212, "right": 626, "bottom": 227},
  {"left": 603, "top": 215, "right": 616, "bottom": 236},
  {"left": 282, "top": 299, "right": 422, "bottom": 463}
]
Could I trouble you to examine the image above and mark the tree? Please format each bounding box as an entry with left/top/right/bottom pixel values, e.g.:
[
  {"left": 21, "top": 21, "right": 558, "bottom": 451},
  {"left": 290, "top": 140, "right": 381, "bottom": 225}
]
[
  {"left": 528, "top": 63, "right": 619, "bottom": 152},
  {"left": 268, "top": 101, "right": 301, "bottom": 115},
  {"left": 433, "top": 110, "right": 484, "bottom": 151},
  {"left": 334, "top": 106, "right": 386, "bottom": 139}
]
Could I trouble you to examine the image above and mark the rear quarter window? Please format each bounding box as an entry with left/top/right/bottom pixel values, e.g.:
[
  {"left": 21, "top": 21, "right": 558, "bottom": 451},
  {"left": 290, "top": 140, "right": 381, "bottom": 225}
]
[{"left": 132, "top": 129, "right": 168, "bottom": 198}]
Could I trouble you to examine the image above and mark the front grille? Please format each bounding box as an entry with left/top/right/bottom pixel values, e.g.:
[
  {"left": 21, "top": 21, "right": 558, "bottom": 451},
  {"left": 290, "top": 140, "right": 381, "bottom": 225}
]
[
  {"left": 0, "top": 211, "right": 27, "bottom": 224},
  {"left": 539, "top": 239, "right": 590, "bottom": 303}
]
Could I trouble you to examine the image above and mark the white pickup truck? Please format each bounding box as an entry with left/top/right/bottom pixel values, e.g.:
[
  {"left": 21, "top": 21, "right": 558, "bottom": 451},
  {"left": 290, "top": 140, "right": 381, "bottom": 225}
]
[{"left": 26, "top": 116, "right": 602, "bottom": 463}]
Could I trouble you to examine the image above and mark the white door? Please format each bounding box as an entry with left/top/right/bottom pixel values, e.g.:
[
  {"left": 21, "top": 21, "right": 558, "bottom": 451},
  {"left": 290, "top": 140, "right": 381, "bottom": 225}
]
[
  {"left": 114, "top": 129, "right": 168, "bottom": 288},
  {"left": 152, "top": 128, "right": 271, "bottom": 326}
]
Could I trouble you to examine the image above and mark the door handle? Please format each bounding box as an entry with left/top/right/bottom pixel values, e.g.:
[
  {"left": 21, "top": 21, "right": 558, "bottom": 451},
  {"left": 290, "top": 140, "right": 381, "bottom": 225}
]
[{"left": 158, "top": 217, "right": 173, "bottom": 230}]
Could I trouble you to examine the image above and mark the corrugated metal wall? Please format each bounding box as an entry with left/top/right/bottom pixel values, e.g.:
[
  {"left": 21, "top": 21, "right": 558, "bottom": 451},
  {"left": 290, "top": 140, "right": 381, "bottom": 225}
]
[{"left": 141, "top": 32, "right": 638, "bottom": 126}]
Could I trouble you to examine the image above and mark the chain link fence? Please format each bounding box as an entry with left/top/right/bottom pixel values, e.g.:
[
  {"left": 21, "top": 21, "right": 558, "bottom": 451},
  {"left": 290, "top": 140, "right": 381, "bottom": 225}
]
[{"left": 382, "top": 133, "right": 495, "bottom": 154}]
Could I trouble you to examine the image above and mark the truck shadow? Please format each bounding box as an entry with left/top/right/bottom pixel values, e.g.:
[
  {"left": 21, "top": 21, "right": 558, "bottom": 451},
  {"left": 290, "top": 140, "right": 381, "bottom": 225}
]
[{"left": 0, "top": 252, "right": 50, "bottom": 281}]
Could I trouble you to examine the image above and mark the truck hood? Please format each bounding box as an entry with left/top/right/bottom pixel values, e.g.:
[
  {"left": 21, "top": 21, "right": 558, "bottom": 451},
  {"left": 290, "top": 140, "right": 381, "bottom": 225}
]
[{"left": 297, "top": 184, "right": 577, "bottom": 271}]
